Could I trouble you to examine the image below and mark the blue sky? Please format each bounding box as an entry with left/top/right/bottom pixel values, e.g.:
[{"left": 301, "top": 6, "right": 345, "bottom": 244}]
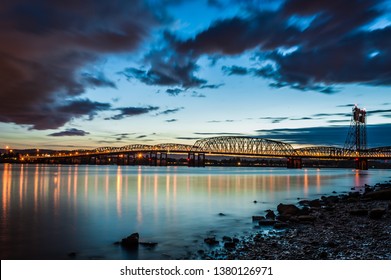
[{"left": 0, "top": 0, "right": 390, "bottom": 150}]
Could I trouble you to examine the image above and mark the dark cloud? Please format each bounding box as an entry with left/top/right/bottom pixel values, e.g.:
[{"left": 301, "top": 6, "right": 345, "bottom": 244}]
[
  {"left": 327, "top": 119, "right": 349, "bottom": 123},
  {"left": 108, "top": 106, "right": 159, "bottom": 120},
  {"left": 256, "top": 123, "right": 391, "bottom": 147},
  {"left": 260, "top": 117, "right": 288, "bottom": 124},
  {"left": 222, "top": 65, "right": 249, "bottom": 75},
  {"left": 312, "top": 112, "right": 350, "bottom": 118},
  {"left": 6, "top": 98, "right": 111, "bottom": 130},
  {"left": 168, "top": 0, "right": 390, "bottom": 93},
  {"left": 200, "top": 83, "right": 224, "bottom": 89},
  {"left": 119, "top": 52, "right": 207, "bottom": 88},
  {"left": 194, "top": 132, "right": 245, "bottom": 136},
  {"left": 366, "top": 109, "right": 391, "bottom": 114},
  {"left": 0, "top": 0, "right": 160, "bottom": 129},
  {"left": 337, "top": 104, "right": 357, "bottom": 108},
  {"left": 176, "top": 137, "right": 201, "bottom": 140},
  {"left": 207, "top": 119, "right": 238, "bottom": 123},
  {"left": 157, "top": 107, "right": 184, "bottom": 115},
  {"left": 136, "top": 135, "right": 147, "bottom": 139},
  {"left": 290, "top": 117, "right": 314, "bottom": 121},
  {"left": 166, "top": 88, "right": 185, "bottom": 96},
  {"left": 165, "top": 119, "right": 178, "bottom": 122},
  {"left": 48, "top": 128, "right": 90, "bottom": 137},
  {"left": 114, "top": 133, "right": 135, "bottom": 141}
]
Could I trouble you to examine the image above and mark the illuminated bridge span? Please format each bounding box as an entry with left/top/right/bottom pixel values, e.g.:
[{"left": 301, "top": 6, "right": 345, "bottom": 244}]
[
  {"left": 191, "top": 136, "right": 295, "bottom": 156},
  {"left": 27, "top": 136, "right": 391, "bottom": 170},
  {"left": 26, "top": 106, "right": 391, "bottom": 170}
]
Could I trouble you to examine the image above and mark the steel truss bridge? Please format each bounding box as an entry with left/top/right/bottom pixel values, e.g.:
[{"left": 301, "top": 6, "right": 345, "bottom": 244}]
[{"left": 26, "top": 136, "right": 391, "bottom": 170}]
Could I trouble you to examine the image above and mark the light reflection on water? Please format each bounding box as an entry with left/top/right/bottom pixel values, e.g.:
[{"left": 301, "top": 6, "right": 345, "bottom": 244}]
[{"left": 0, "top": 164, "right": 389, "bottom": 260}]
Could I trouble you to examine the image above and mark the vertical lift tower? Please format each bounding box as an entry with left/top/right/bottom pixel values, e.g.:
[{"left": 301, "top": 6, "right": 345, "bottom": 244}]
[{"left": 344, "top": 105, "right": 368, "bottom": 170}]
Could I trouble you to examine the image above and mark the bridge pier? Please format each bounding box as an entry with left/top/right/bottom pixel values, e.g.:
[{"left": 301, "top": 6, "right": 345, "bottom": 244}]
[
  {"left": 355, "top": 158, "right": 368, "bottom": 170},
  {"left": 188, "top": 152, "right": 205, "bottom": 167},
  {"left": 149, "top": 152, "right": 167, "bottom": 166},
  {"left": 287, "top": 157, "right": 302, "bottom": 169}
]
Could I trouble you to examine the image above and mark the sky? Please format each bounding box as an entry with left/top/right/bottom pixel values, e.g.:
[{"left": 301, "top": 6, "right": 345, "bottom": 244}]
[{"left": 0, "top": 0, "right": 390, "bottom": 150}]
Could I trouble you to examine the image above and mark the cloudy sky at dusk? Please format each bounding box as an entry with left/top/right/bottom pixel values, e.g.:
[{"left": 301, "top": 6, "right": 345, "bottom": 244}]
[{"left": 1, "top": 0, "right": 390, "bottom": 150}]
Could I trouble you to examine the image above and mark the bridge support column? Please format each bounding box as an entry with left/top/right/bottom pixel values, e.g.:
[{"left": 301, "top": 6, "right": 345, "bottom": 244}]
[
  {"left": 287, "top": 157, "right": 302, "bottom": 169},
  {"left": 355, "top": 158, "right": 368, "bottom": 170},
  {"left": 160, "top": 152, "right": 167, "bottom": 166},
  {"left": 149, "top": 152, "right": 157, "bottom": 166},
  {"left": 188, "top": 152, "right": 205, "bottom": 167}
]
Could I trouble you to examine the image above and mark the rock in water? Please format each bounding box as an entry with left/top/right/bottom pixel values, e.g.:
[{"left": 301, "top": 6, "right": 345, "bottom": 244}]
[
  {"left": 121, "top": 232, "right": 139, "bottom": 250},
  {"left": 204, "top": 237, "right": 219, "bottom": 246},
  {"left": 277, "top": 203, "right": 300, "bottom": 216},
  {"left": 364, "top": 189, "right": 391, "bottom": 200},
  {"left": 265, "top": 209, "right": 276, "bottom": 220}
]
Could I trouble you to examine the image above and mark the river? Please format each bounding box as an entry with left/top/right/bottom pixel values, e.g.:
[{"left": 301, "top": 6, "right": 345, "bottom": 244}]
[{"left": 1, "top": 164, "right": 390, "bottom": 260}]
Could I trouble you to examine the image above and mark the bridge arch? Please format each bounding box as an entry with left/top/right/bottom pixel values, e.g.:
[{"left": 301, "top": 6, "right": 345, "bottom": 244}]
[{"left": 190, "top": 136, "right": 295, "bottom": 156}]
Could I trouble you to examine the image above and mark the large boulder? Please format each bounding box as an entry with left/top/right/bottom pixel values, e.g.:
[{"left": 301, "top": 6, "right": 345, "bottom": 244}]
[
  {"left": 265, "top": 209, "right": 276, "bottom": 220},
  {"left": 277, "top": 203, "right": 300, "bottom": 216},
  {"left": 364, "top": 189, "right": 391, "bottom": 200},
  {"left": 121, "top": 232, "right": 139, "bottom": 250},
  {"left": 204, "top": 237, "right": 219, "bottom": 246}
]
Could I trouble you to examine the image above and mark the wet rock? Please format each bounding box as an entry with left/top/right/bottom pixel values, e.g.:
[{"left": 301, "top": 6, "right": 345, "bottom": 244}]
[
  {"left": 222, "top": 236, "right": 232, "bottom": 242},
  {"left": 349, "top": 209, "right": 368, "bottom": 216},
  {"left": 298, "top": 207, "right": 310, "bottom": 215},
  {"left": 364, "top": 189, "right": 391, "bottom": 200},
  {"left": 265, "top": 209, "right": 276, "bottom": 220},
  {"left": 233, "top": 238, "right": 240, "bottom": 243},
  {"left": 308, "top": 199, "right": 322, "bottom": 208},
  {"left": 253, "top": 200, "right": 257, "bottom": 203},
  {"left": 204, "top": 237, "right": 219, "bottom": 246},
  {"left": 318, "top": 251, "right": 328, "bottom": 259},
  {"left": 322, "top": 195, "right": 339, "bottom": 204},
  {"left": 277, "top": 203, "right": 300, "bottom": 216},
  {"left": 139, "top": 242, "right": 158, "bottom": 249},
  {"left": 369, "top": 208, "right": 386, "bottom": 220},
  {"left": 274, "top": 222, "right": 289, "bottom": 229},
  {"left": 276, "top": 215, "right": 290, "bottom": 222},
  {"left": 224, "top": 242, "right": 236, "bottom": 249},
  {"left": 218, "top": 213, "right": 226, "bottom": 216},
  {"left": 259, "top": 219, "right": 276, "bottom": 226},
  {"left": 121, "top": 232, "right": 139, "bottom": 250},
  {"left": 326, "top": 241, "right": 338, "bottom": 248},
  {"left": 252, "top": 216, "right": 265, "bottom": 221},
  {"left": 298, "top": 215, "right": 316, "bottom": 223}
]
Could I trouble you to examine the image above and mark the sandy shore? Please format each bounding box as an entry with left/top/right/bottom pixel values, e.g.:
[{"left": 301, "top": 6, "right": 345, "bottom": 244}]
[{"left": 200, "top": 182, "right": 391, "bottom": 260}]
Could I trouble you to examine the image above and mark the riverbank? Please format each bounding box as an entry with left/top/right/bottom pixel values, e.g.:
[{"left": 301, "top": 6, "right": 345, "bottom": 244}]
[{"left": 200, "top": 182, "right": 391, "bottom": 260}]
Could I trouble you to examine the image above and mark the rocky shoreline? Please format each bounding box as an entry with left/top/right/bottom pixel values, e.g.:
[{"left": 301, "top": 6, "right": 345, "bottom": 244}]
[{"left": 200, "top": 182, "right": 391, "bottom": 260}]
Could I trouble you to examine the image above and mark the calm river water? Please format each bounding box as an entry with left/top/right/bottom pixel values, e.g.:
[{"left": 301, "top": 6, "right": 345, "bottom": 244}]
[{"left": 1, "top": 164, "right": 390, "bottom": 260}]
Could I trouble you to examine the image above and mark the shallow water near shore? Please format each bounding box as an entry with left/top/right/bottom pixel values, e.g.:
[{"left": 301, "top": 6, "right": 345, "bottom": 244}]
[{"left": 1, "top": 164, "right": 390, "bottom": 260}]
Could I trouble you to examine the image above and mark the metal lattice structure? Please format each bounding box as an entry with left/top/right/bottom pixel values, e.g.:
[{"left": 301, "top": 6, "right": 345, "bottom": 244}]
[
  {"left": 364, "top": 146, "right": 391, "bottom": 158},
  {"left": 294, "top": 146, "right": 352, "bottom": 158},
  {"left": 344, "top": 105, "right": 367, "bottom": 153},
  {"left": 190, "top": 136, "right": 295, "bottom": 156}
]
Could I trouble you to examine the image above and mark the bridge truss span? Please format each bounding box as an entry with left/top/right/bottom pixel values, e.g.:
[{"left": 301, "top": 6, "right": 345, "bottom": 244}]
[
  {"left": 364, "top": 146, "right": 391, "bottom": 158},
  {"left": 294, "top": 146, "right": 354, "bottom": 158},
  {"left": 190, "top": 136, "right": 295, "bottom": 157}
]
